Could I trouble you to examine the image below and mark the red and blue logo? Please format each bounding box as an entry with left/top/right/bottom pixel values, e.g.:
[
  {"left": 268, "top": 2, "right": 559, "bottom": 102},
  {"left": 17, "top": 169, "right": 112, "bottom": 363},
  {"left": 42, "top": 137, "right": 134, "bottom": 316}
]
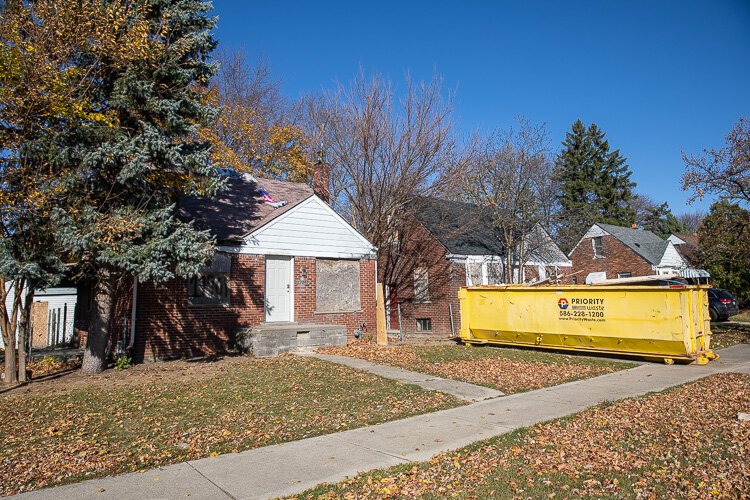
[{"left": 557, "top": 298, "right": 569, "bottom": 310}]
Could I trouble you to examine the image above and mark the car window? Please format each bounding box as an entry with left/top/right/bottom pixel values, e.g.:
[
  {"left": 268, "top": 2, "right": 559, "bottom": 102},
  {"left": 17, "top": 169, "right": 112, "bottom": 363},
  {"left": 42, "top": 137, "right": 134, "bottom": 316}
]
[
  {"left": 717, "top": 290, "right": 735, "bottom": 300},
  {"left": 708, "top": 290, "right": 717, "bottom": 298}
]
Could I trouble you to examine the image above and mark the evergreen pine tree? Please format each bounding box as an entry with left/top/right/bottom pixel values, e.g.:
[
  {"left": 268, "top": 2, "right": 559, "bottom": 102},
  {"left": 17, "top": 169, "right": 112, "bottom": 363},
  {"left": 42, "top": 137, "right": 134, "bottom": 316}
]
[
  {"left": 49, "top": 0, "right": 223, "bottom": 373},
  {"left": 556, "top": 120, "right": 636, "bottom": 251},
  {"left": 641, "top": 202, "right": 685, "bottom": 238}
]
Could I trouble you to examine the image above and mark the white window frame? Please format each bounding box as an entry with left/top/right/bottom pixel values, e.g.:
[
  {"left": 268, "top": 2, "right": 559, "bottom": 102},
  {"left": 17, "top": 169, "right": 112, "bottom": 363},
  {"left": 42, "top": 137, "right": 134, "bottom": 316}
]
[
  {"left": 592, "top": 237, "right": 604, "bottom": 258},
  {"left": 464, "top": 256, "right": 504, "bottom": 286},
  {"left": 415, "top": 318, "right": 432, "bottom": 332}
]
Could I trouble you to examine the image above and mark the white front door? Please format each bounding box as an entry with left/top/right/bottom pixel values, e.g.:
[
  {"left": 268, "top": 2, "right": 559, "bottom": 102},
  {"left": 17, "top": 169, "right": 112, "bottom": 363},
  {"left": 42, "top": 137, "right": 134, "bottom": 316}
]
[{"left": 265, "top": 256, "right": 293, "bottom": 322}]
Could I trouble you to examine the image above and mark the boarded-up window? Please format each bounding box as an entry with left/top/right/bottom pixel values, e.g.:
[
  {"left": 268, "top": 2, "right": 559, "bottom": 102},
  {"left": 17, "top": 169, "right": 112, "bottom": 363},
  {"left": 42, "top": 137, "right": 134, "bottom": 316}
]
[
  {"left": 316, "top": 259, "right": 361, "bottom": 312},
  {"left": 487, "top": 261, "right": 503, "bottom": 285},
  {"left": 466, "top": 260, "right": 503, "bottom": 286},
  {"left": 189, "top": 253, "right": 231, "bottom": 305},
  {"left": 413, "top": 266, "right": 429, "bottom": 302},
  {"left": 466, "top": 262, "right": 483, "bottom": 286}
]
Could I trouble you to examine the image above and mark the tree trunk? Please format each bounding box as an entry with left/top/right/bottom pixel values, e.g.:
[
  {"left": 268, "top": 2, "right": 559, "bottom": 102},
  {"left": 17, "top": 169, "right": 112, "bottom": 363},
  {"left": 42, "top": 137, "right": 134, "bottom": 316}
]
[
  {"left": 82, "top": 272, "right": 115, "bottom": 374},
  {"left": 17, "top": 290, "right": 34, "bottom": 383},
  {"left": 3, "top": 341, "right": 17, "bottom": 385}
]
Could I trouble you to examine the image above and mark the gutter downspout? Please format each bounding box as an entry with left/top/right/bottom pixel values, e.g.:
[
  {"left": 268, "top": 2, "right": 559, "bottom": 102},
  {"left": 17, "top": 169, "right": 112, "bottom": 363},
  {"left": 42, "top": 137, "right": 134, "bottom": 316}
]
[{"left": 127, "top": 279, "right": 137, "bottom": 352}]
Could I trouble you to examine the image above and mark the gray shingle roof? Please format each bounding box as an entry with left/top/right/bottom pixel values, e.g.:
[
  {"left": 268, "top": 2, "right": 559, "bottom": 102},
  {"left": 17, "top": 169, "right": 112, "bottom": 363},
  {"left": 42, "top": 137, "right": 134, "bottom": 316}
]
[
  {"left": 412, "top": 197, "right": 505, "bottom": 256},
  {"left": 179, "top": 175, "right": 313, "bottom": 244},
  {"left": 596, "top": 223, "right": 669, "bottom": 265}
]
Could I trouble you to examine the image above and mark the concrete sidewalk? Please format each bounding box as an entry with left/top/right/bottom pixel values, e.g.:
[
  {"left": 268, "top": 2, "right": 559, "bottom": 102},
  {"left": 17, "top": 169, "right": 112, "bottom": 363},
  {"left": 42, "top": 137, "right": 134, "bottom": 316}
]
[
  {"left": 16, "top": 344, "right": 750, "bottom": 500},
  {"left": 297, "top": 351, "right": 504, "bottom": 402}
]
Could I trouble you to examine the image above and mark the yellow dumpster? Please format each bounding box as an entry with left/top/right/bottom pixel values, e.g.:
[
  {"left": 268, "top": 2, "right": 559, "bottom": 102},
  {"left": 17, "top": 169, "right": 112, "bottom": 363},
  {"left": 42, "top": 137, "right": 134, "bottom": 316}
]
[{"left": 458, "top": 285, "right": 717, "bottom": 364}]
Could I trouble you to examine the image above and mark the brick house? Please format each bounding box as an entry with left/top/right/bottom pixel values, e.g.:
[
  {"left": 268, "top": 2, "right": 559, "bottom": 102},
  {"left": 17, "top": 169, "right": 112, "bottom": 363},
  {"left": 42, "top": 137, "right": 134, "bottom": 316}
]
[
  {"left": 77, "top": 171, "right": 377, "bottom": 361},
  {"left": 667, "top": 234, "right": 711, "bottom": 284},
  {"left": 380, "top": 197, "right": 570, "bottom": 336},
  {"left": 567, "top": 223, "right": 686, "bottom": 284}
]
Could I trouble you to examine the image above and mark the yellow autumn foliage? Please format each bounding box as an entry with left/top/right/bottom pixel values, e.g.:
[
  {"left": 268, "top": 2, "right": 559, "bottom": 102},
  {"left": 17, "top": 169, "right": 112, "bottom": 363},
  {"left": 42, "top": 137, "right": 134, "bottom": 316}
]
[
  {"left": 0, "top": 0, "right": 163, "bottom": 229},
  {"left": 197, "top": 84, "right": 313, "bottom": 182}
]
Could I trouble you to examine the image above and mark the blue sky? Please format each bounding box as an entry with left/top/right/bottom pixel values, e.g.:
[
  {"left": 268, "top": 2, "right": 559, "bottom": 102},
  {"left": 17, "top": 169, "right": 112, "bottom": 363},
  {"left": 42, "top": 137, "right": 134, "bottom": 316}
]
[{"left": 211, "top": 0, "right": 750, "bottom": 215}]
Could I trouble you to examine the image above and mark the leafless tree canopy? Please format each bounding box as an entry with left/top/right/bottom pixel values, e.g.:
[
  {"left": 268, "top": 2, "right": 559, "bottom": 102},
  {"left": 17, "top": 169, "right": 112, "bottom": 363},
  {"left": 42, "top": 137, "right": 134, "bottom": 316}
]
[
  {"left": 682, "top": 116, "right": 750, "bottom": 207},
  {"left": 214, "top": 48, "right": 287, "bottom": 125},
  {"left": 630, "top": 194, "right": 659, "bottom": 225},
  {"left": 450, "top": 118, "right": 559, "bottom": 282},
  {"left": 299, "top": 71, "right": 460, "bottom": 248},
  {"left": 677, "top": 211, "right": 705, "bottom": 234}
]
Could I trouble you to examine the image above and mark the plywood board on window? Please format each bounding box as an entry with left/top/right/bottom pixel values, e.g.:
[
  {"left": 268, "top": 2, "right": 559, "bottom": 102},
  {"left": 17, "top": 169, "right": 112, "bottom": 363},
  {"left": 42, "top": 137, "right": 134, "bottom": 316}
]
[{"left": 316, "top": 259, "right": 361, "bottom": 312}]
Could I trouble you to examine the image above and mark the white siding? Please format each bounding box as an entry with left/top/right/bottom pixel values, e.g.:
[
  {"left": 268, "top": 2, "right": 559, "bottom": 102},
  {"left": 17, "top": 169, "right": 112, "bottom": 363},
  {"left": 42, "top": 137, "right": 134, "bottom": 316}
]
[
  {"left": 523, "top": 225, "right": 572, "bottom": 267},
  {"left": 226, "top": 196, "right": 376, "bottom": 259},
  {"left": 667, "top": 234, "right": 686, "bottom": 245},
  {"left": 0, "top": 286, "right": 77, "bottom": 348},
  {"left": 584, "top": 225, "right": 609, "bottom": 238},
  {"left": 657, "top": 241, "right": 685, "bottom": 269},
  {"left": 35, "top": 288, "right": 78, "bottom": 345},
  {"left": 1, "top": 284, "right": 20, "bottom": 349}
]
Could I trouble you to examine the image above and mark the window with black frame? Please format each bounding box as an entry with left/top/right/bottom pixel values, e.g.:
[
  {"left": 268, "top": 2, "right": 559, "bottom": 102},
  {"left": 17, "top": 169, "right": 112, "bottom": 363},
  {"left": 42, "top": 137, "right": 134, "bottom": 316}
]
[{"left": 188, "top": 253, "right": 231, "bottom": 305}]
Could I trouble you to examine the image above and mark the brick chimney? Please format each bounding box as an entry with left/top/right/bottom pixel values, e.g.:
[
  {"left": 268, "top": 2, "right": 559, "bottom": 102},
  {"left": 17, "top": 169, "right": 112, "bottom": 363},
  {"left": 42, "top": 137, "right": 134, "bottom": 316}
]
[{"left": 312, "top": 160, "right": 330, "bottom": 203}]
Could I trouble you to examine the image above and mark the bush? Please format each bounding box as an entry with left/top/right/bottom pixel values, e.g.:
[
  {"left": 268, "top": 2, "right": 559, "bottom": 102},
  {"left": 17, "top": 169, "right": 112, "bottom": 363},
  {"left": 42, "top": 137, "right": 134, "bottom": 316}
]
[{"left": 115, "top": 355, "right": 132, "bottom": 371}]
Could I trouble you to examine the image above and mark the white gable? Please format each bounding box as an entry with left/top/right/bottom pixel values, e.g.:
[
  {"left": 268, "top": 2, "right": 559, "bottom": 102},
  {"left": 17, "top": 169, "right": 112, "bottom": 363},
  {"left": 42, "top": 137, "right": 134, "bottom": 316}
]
[
  {"left": 523, "top": 224, "right": 572, "bottom": 266},
  {"left": 667, "top": 234, "right": 686, "bottom": 245},
  {"left": 657, "top": 241, "right": 685, "bottom": 269},
  {"left": 221, "top": 196, "right": 376, "bottom": 259},
  {"left": 584, "top": 224, "right": 610, "bottom": 238}
]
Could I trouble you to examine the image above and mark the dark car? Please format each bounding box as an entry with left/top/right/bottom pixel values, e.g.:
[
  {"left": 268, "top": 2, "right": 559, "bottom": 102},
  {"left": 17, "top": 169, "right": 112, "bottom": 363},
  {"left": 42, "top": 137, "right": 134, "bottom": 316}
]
[{"left": 707, "top": 288, "right": 740, "bottom": 321}]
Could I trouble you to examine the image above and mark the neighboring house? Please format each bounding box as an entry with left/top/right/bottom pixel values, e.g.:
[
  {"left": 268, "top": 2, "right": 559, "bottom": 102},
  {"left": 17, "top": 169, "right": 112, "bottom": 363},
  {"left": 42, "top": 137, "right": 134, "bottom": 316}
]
[
  {"left": 667, "top": 234, "right": 711, "bottom": 284},
  {"left": 516, "top": 223, "right": 573, "bottom": 283},
  {"left": 1, "top": 285, "right": 78, "bottom": 349},
  {"left": 567, "top": 223, "right": 688, "bottom": 284},
  {"left": 76, "top": 169, "right": 377, "bottom": 362},
  {"left": 380, "top": 197, "right": 570, "bottom": 336}
]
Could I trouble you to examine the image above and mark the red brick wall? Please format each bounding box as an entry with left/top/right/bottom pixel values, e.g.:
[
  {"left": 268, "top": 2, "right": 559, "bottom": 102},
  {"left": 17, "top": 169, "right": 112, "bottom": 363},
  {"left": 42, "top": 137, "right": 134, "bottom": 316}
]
[
  {"left": 294, "top": 257, "right": 377, "bottom": 338},
  {"left": 396, "top": 261, "right": 464, "bottom": 336},
  {"left": 567, "top": 234, "right": 655, "bottom": 284},
  {"left": 379, "top": 223, "right": 464, "bottom": 336},
  {"left": 128, "top": 254, "right": 266, "bottom": 361},
  {"left": 106, "top": 253, "right": 378, "bottom": 362}
]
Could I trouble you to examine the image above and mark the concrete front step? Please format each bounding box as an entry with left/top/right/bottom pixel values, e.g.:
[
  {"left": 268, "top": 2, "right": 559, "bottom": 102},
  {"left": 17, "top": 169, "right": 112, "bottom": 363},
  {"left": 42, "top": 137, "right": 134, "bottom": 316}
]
[{"left": 236, "top": 323, "right": 346, "bottom": 358}]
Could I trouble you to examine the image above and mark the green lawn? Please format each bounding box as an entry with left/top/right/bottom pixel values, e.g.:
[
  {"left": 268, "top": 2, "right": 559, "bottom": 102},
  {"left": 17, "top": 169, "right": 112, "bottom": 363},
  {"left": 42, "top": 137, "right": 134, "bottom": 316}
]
[
  {"left": 318, "top": 344, "right": 634, "bottom": 394},
  {"left": 0, "top": 355, "right": 462, "bottom": 496},
  {"left": 293, "top": 373, "right": 750, "bottom": 499}
]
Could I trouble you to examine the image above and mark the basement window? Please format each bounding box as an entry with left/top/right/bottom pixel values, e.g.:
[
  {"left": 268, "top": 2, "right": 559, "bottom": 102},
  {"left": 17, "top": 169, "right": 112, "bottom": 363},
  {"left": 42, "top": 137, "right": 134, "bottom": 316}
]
[
  {"left": 592, "top": 237, "right": 605, "bottom": 258},
  {"left": 416, "top": 318, "right": 432, "bottom": 332},
  {"left": 188, "top": 253, "right": 231, "bottom": 305}
]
